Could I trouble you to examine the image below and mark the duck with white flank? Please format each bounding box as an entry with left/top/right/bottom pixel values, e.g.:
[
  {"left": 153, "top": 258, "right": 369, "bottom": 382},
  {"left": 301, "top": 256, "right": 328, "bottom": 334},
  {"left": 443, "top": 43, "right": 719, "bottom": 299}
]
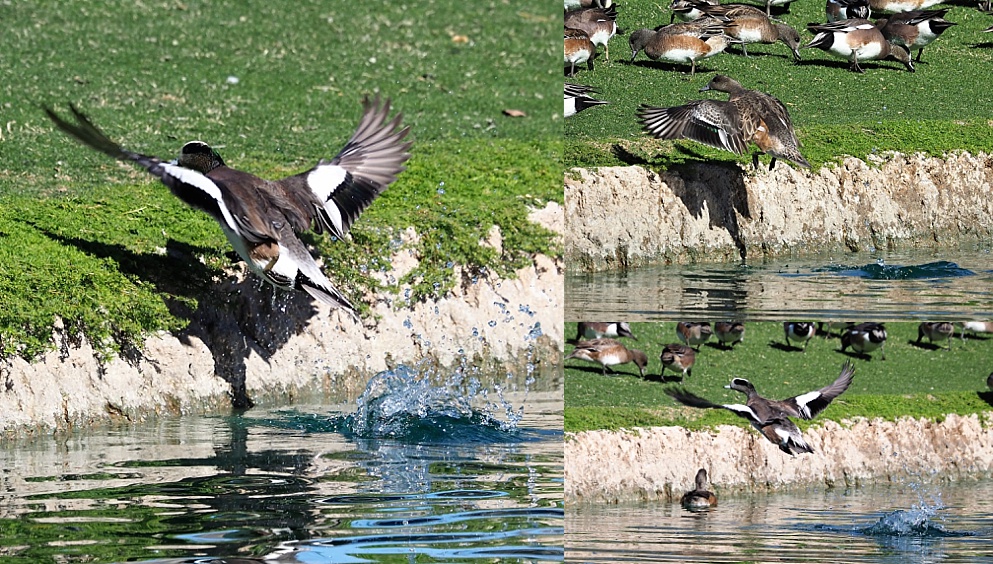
[
  {"left": 661, "top": 343, "right": 697, "bottom": 379},
  {"left": 840, "top": 322, "right": 887, "bottom": 359},
  {"left": 917, "top": 322, "right": 954, "bottom": 350},
  {"left": 565, "top": 83, "right": 610, "bottom": 117},
  {"left": 827, "top": 0, "right": 871, "bottom": 22},
  {"left": 566, "top": 338, "right": 649, "bottom": 377},
  {"left": 715, "top": 321, "right": 745, "bottom": 348},
  {"left": 566, "top": 27, "right": 597, "bottom": 76},
  {"left": 681, "top": 468, "right": 718, "bottom": 509},
  {"left": 628, "top": 18, "right": 735, "bottom": 76},
  {"left": 875, "top": 9, "right": 956, "bottom": 63},
  {"left": 576, "top": 321, "right": 637, "bottom": 342},
  {"left": 676, "top": 321, "right": 713, "bottom": 350},
  {"left": 697, "top": 3, "right": 803, "bottom": 60},
  {"left": 805, "top": 19, "right": 915, "bottom": 73},
  {"left": 784, "top": 322, "right": 817, "bottom": 350},
  {"left": 638, "top": 74, "right": 810, "bottom": 170},
  {"left": 960, "top": 321, "right": 993, "bottom": 340},
  {"left": 45, "top": 98, "right": 410, "bottom": 318},
  {"left": 564, "top": 5, "right": 619, "bottom": 61},
  {"left": 665, "top": 361, "right": 856, "bottom": 455}
]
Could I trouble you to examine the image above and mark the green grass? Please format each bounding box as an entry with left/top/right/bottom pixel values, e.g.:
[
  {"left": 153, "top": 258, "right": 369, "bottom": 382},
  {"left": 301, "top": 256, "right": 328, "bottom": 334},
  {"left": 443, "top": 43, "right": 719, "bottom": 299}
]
[
  {"left": 564, "top": 322, "right": 993, "bottom": 433},
  {"left": 564, "top": 0, "right": 993, "bottom": 169},
  {"left": 0, "top": 0, "right": 562, "bottom": 360}
]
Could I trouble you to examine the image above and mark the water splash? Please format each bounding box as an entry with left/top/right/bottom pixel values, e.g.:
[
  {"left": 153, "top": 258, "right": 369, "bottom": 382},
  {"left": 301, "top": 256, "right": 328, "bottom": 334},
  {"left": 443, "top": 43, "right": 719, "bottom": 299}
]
[{"left": 812, "top": 261, "right": 975, "bottom": 280}]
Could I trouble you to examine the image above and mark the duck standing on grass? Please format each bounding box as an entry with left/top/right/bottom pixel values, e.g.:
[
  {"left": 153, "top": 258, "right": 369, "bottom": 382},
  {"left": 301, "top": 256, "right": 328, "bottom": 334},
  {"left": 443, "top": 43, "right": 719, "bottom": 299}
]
[
  {"left": 840, "top": 322, "right": 887, "bottom": 359},
  {"left": 575, "top": 321, "right": 637, "bottom": 341},
  {"left": 784, "top": 322, "right": 817, "bottom": 350},
  {"left": 805, "top": 19, "right": 915, "bottom": 73},
  {"left": 681, "top": 468, "right": 718, "bottom": 509},
  {"left": 566, "top": 338, "right": 648, "bottom": 377},
  {"left": 665, "top": 361, "right": 856, "bottom": 455},
  {"left": 661, "top": 343, "right": 697, "bottom": 379},
  {"left": 637, "top": 74, "right": 810, "bottom": 170},
  {"left": 917, "top": 322, "right": 954, "bottom": 350},
  {"left": 45, "top": 97, "right": 411, "bottom": 319},
  {"left": 715, "top": 321, "right": 745, "bottom": 348}
]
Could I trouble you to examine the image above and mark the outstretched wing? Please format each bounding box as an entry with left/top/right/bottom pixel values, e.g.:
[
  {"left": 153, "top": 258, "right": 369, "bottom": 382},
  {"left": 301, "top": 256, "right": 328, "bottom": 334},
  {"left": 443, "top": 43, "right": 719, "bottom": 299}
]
[
  {"left": 786, "top": 361, "right": 855, "bottom": 420},
  {"left": 664, "top": 387, "right": 763, "bottom": 425},
  {"left": 278, "top": 95, "right": 412, "bottom": 240}
]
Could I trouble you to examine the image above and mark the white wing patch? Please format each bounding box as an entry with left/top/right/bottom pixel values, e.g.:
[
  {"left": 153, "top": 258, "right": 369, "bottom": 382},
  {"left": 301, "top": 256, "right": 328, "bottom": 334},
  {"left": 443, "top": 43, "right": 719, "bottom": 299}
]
[
  {"left": 160, "top": 162, "right": 240, "bottom": 234},
  {"left": 307, "top": 165, "right": 347, "bottom": 235},
  {"left": 792, "top": 391, "right": 821, "bottom": 418},
  {"left": 724, "top": 403, "right": 762, "bottom": 423}
]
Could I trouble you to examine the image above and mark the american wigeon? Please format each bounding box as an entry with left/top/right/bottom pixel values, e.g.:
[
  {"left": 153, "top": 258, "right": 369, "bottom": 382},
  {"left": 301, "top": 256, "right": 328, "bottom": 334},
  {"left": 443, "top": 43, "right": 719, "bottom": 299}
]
[
  {"left": 868, "top": 0, "right": 942, "bottom": 14},
  {"left": 628, "top": 18, "right": 734, "bottom": 76},
  {"left": 805, "top": 18, "right": 915, "bottom": 73},
  {"left": 784, "top": 322, "right": 817, "bottom": 350},
  {"left": 875, "top": 9, "right": 956, "bottom": 63},
  {"left": 566, "top": 338, "right": 648, "bottom": 377},
  {"left": 917, "top": 321, "right": 954, "bottom": 350},
  {"left": 576, "top": 321, "right": 637, "bottom": 341},
  {"left": 960, "top": 321, "right": 993, "bottom": 340},
  {"left": 565, "top": 0, "right": 613, "bottom": 11},
  {"left": 670, "top": 0, "right": 720, "bottom": 23},
  {"left": 565, "top": 6, "right": 619, "bottom": 61},
  {"left": 681, "top": 468, "right": 718, "bottom": 509},
  {"left": 661, "top": 343, "right": 697, "bottom": 378},
  {"left": 714, "top": 321, "right": 745, "bottom": 348},
  {"left": 827, "top": 0, "right": 872, "bottom": 22},
  {"left": 45, "top": 98, "right": 410, "bottom": 318},
  {"left": 761, "top": 0, "right": 797, "bottom": 16},
  {"left": 565, "top": 83, "right": 610, "bottom": 117},
  {"left": 676, "top": 321, "right": 713, "bottom": 350},
  {"left": 840, "top": 322, "right": 887, "bottom": 359},
  {"left": 637, "top": 74, "right": 810, "bottom": 170},
  {"left": 665, "top": 361, "right": 856, "bottom": 455},
  {"left": 565, "top": 27, "right": 597, "bottom": 76},
  {"left": 818, "top": 321, "right": 855, "bottom": 337},
  {"left": 698, "top": 4, "right": 803, "bottom": 60}
]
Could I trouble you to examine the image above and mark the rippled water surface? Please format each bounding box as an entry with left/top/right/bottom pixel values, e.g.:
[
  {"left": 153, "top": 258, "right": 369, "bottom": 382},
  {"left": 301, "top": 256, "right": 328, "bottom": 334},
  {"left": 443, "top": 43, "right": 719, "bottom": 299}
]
[
  {"left": 568, "top": 480, "right": 993, "bottom": 563},
  {"left": 566, "top": 248, "right": 993, "bottom": 320},
  {"left": 0, "top": 365, "right": 563, "bottom": 563}
]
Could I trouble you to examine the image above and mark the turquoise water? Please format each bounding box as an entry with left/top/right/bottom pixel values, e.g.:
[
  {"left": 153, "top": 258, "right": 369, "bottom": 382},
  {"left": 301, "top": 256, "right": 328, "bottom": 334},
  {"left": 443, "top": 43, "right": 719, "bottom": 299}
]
[
  {"left": 0, "top": 365, "right": 563, "bottom": 563},
  {"left": 568, "top": 480, "right": 993, "bottom": 563},
  {"left": 566, "top": 248, "right": 993, "bottom": 320}
]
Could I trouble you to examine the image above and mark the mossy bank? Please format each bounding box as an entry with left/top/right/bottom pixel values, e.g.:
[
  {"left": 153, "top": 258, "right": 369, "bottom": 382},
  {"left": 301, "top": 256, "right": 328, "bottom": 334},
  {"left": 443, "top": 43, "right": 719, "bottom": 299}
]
[
  {"left": 565, "top": 153, "right": 993, "bottom": 272},
  {"left": 0, "top": 204, "right": 564, "bottom": 436}
]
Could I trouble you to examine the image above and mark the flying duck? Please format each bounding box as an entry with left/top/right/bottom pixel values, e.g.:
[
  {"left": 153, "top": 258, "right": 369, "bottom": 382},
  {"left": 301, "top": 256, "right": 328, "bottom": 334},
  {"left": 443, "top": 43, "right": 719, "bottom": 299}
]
[
  {"left": 638, "top": 74, "right": 810, "bottom": 170},
  {"left": 45, "top": 97, "right": 411, "bottom": 318},
  {"left": 665, "top": 361, "right": 856, "bottom": 455},
  {"left": 784, "top": 322, "right": 817, "bottom": 350},
  {"left": 575, "top": 321, "right": 637, "bottom": 341},
  {"left": 681, "top": 468, "right": 718, "bottom": 509},
  {"left": 565, "top": 83, "right": 610, "bottom": 117},
  {"left": 566, "top": 338, "right": 649, "bottom": 377},
  {"left": 840, "top": 322, "right": 887, "bottom": 359}
]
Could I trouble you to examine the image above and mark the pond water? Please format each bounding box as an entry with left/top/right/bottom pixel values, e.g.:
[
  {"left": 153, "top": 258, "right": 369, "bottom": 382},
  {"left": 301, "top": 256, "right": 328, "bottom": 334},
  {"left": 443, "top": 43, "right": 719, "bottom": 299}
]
[
  {"left": 567, "top": 479, "right": 993, "bottom": 563},
  {"left": 0, "top": 364, "right": 563, "bottom": 563},
  {"left": 566, "top": 247, "right": 993, "bottom": 321}
]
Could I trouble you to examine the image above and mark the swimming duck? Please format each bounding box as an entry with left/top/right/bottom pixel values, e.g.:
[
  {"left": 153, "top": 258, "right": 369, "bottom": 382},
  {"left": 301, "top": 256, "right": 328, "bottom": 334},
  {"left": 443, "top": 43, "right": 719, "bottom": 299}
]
[
  {"left": 566, "top": 338, "right": 648, "bottom": 377},
  {"left": 661, "top": 343, "right": 697, "bottom": 379},
  {"left": 565, "top": 83, "right": 610, "bottom": 117},
  {"left": 576, "top": 321, "right": 637, "bottom": 341},
  {"left": 45, "top": 98, "right": 411, "bottom": 318},
  {"left": 875, "top": 9, "right": 956, "bottom": 63},
  {"left": 784, "top": 322, "right": 817, "bottom": 350},
  {"left": 714, "top": 321, "right": 745, "bottom": 348},
  {"left": 805, "top": 19, "right": 915, "bottom": 73},
  {"left": 638, "top": 74, "right": 810, "bottom": 170},
  {"left": 665, "top": 361, "right": 856, "bottom": 455},
  {"left": 840, "top": 322, "right": 887, "bottom": 360},
  {"left": 681, "top": 468, "right": 718, "bottom": 509},
  {"left": 676, "top": 321, "right": 713, "bottom": 350},
  {"left": 916, "top": 322, "right": 954, "bottom": 350}
]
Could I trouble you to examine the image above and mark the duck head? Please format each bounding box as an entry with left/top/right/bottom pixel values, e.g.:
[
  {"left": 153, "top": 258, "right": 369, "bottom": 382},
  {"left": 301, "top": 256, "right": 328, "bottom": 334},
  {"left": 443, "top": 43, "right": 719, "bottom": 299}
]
[{"left": 179, "top": 141, "right": 225, "bottom": 174}]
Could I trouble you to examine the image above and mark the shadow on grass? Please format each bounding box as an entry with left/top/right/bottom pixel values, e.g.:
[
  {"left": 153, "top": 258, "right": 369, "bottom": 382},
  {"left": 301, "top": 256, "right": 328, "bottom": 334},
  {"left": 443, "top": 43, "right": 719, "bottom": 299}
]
[
  {"left": 565, "top": 362, "right": 642, "bottom": 379},
  {"left": 908, "top": 339, "right": 951, "bottom": 351},
  {"left": 769, "top": 340, "right": 808, "bottom": 353},
  {"left": 837, "top": 348, "right": 884, "bottom": 362},
  {"left": 31, "top": 223, "right": 323, "bottom": 409},
  {"left": 656, "top": 372, "right": 686, "bottom": 383}
]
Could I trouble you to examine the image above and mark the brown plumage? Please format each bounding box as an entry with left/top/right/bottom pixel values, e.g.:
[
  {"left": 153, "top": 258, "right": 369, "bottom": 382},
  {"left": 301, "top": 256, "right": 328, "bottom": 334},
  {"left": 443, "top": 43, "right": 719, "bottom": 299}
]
[
  {"left": 681, "top": 468, "right": 718, "bottom": 509},
  {"left": 566, "top": 338, "right": 648, "bottom": 377},
  {"left": 565, "top": 27, "right": 596, "bottom": 76},
  {"left": 698, "top": 4, "right": 802, "bottom": 60},
  {"left": 917, "top": 322, "right": 954, "bottom": 350},
  {"left": 805, "top": 18, "right": 915, "bottom": 73},
  {"left": 564, "top": 6, "right": 619, "bottom": 60},
  {"left": 875, "top": 9, "right": 955, "bottom": 63},
  {"left": 660, "top": 343, "right": 697, "bottom": 378},
  {"left": 638, "top": 74, "right": 810, "bottom": 170},
  {"left": 628, "top": 18, "right": 734, "bottom": 75},
  {"left": 714, "top": 321, "right": 745, "bottom": 348}
]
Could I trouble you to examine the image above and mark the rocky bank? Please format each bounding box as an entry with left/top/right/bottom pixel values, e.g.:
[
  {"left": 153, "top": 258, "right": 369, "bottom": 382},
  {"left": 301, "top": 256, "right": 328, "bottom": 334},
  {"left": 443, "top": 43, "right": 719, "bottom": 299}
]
[
  {"left": 0, "top": 203, "right": 564, "bottom": 435},
  {"left": 565, "top": 413, "right": 993, "bottom": 505},
  {"left": 565, "top": 152, "right": 993, "bottom": 271}
]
